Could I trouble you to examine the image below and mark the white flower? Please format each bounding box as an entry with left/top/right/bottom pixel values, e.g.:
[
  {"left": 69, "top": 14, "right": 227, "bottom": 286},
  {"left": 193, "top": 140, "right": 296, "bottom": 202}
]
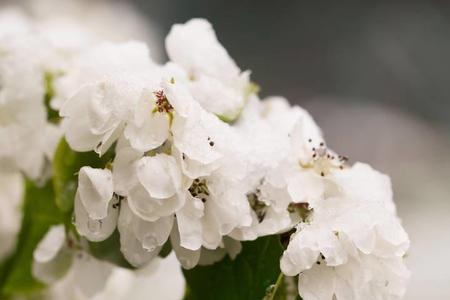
[
  {"left": 280, "top": 164, "right": 410, "bottom": 300},
  {"left": 117, "top": 201, "right": 163, "bottom": 267},
  {"left": 112, "top": 145, "right": 143, "bottom": 196},
  {"left": 74, "top": 167, "right": 118, "bottom": 242},
  {"left": 59, "top": 42, "right": 155, "bottom": 154},
  {"left": 70, "top": 252, "right": 113, "bottom": 298},
  {"left": 32, "top": 225, "right": 72, "bottom": 284},
  {"left": 74, "top": 192, "right": 119, "bottom": 242},
  {"left": 162, "top": 79, "right": 236, "bottom": 178},
  {"left": 127, "top": 153, "right": 185, "bottom": 222},
  {"left": 170, "top": 222, "right": 201, "bottom": 270},
  {"left": 123, "top": 88, "right": 171, "bottom": 152},
  {"left": 78, "top": 167, "right": 114, "bottom": 220},
  {"left": 165, "top": 18, "right": 251, "bottom": 119},
  {"left": 32, "top": 226, "right": 118, "bottom": 299},
  {"left": 0, "top": 33, "right": 61, "bottom": 179}
]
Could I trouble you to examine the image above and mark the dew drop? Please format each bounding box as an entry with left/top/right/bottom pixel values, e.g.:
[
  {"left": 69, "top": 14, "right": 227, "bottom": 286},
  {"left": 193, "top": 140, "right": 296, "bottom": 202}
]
[
  {"left": 143, "top": 235, "right": 158, "bottom": 249},
  {"left": 87, "top": 219, "right": 102, "bottom": 234}
]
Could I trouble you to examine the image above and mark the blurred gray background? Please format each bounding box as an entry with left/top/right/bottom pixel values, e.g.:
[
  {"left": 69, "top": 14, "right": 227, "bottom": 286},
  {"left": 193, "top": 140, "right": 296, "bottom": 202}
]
[{"left": 129, "top": 0, "right": 450, "bottom": 298}]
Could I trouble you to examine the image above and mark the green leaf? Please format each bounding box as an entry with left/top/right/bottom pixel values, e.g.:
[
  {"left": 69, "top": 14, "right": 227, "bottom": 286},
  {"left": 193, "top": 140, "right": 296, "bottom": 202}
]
[
  {"left": 158, "top": 240, "right": 172, "bottom": 258},
  {"left": 183, "top": 235, "right": 284, "bottom": 300},
  {"left": 52, "top": 138, "right": 114, "bottom": 213},
  {"left": 0, "top": 180, "right": 63, "bottom": 296},
  {"left": 88, "top": 230, "right": 134, "bottom": 270},
  {"left": 43, "top": 71, "right": 61, "bottom": 123}
]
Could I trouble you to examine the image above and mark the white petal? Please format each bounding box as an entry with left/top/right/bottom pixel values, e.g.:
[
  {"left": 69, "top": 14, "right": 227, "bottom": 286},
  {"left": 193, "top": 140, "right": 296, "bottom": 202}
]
[
  {"left": 280, "top": 229, "right": 320, "bottom": 276},
  {"left": 223, "top": 237, "right": 241, "bottom": 260},
  {"left": 162, "top": 79, "right": 196, "bottom": 118},
  {"left": 32, "top": 225, "right": 72, "bottom": 284},
  {"left": 124, "top": 91, "right": 170, "bottom": 152},
  {"left": 112, "top": 146, "right": 143, "bottom": 196},
  {"left": 171, "top": 109, "right": 224, "bottom": 165},
  {"left": 73, "top": 253, "right": 113, "bottom": 298},
  {"left": 173, "top": 147, "right": 218, "bottom": 179},
  {"left": 170, "top": 223, "right": 200, "bottom": 269},
  {"left": 118, "top": 202, "right": 161, "bottom": 267},
  {"left": 165, "top": 19, "right": 240, "bottom": 80},
  {"left": 176, "top": 193, "right": 204, "bottom": 250},
  {"left": 74, "top": 192, "right": 119, "bottom": 242},
  {"left": 200, "top": 203, "right": 222, "bottom": 249},
  {"left": 298, "top": 264, "right": 336, "bottom": 300},
  {"left": 137, "top": 154, "right": 182, "bottom": 199},
  {"left": 78, "top": 167, "right": 114, "bottom": 220},
  {"left": 32, "top": 249, "right": 72, "bottom": 285},
  {"left": 60, "top": 85, "right": 104, "bottom": 152},
  {"left": 287, "top": 172, "right": 324, "bottom": 207},
  {"left": 33, "top": 225, "right": 66, "bottom": 263},
  {"left": 128, "top": 184, "right": 185, "bottom": 222},
  {"left": 62, "top": 115, "right": 101, "bottom": 152},
  {"left": 132, "top": 215, "right": 174, "bottom": 252}
]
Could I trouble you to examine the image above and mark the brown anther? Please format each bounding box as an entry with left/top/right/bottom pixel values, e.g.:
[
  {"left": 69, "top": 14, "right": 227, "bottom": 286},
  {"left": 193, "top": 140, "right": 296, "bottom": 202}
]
[{"left": 153, "top": 90, "right": 173, "bottom": 113}]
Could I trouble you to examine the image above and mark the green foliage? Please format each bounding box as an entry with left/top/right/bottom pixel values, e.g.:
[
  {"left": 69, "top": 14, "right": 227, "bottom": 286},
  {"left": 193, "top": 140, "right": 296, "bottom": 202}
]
[
  {"left": 0, "top": 180, "right": 63, "bottom": 297},
  {"left": 43, "top": 71, "right": 61, "bottom": 123},
  {"left": 183, "top": 235, "right": 284, "bottom": 300},
  {"left": 52, "top": 138, "right": 114, "bottom": 213},
  {"left": 158, "top": 240, "right": 172, "bottom": 258}
]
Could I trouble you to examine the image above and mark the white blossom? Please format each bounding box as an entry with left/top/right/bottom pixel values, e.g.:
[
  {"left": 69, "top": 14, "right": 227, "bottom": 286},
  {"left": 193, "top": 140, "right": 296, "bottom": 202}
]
[
  {"left": 280, "top": 164, "right": 410, "bottom": 300},
  {"left": 165, "top": 18, "right": 252, "bottom": 120},
  {"left": 0, "top": 33, "right": 61, "bottom": 179},
  {"left": 32, "top": 225, "right": 72, "bottom": 284}
]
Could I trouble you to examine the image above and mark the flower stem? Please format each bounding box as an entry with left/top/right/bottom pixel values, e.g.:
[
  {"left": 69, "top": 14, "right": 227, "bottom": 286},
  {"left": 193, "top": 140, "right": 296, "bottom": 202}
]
[{"left": 267, "top": 272, "right": 284, "bottom": 300}]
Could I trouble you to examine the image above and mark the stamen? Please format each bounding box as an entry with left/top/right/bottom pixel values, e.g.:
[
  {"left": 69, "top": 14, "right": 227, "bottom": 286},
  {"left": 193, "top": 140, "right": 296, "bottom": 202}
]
[
  {"left": 299, "top": 139, "right": 348, "bottom": 176},
  {"left": 247, "top": 192, "right": 267, "bottom": 222},
  {"left": 189, "top": 178, "right": 210, "bottom": 202},
  {"left": 153, "top": 90, "right": 173, "bottom": 113}
]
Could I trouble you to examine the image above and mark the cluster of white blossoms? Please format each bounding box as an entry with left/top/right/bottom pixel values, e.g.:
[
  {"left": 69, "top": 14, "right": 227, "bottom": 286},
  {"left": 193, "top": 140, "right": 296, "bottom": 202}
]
[
  {"left": 0, "top": 0, "right": 159, "bottom": 180},
  {"left": 0, "top": 4, "right": 410, "bottom": 299}
]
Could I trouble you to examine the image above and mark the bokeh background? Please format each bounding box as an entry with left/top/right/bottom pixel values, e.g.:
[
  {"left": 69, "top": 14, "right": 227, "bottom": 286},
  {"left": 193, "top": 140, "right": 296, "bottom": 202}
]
[{"left": 128, "top": 0, "right": 450, "bottom": 298}]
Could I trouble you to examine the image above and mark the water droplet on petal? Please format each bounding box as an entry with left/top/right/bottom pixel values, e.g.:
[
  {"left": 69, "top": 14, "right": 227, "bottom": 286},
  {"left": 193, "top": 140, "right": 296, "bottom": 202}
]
[
  {"left": 87, "top": 219, "right": 102, "bottom": 234},
  {"left": 143, "top": 235, "right": 158, "bottom": 249},
  {"left": 144, "top": 245, "right": 157, "bottom": 252}
]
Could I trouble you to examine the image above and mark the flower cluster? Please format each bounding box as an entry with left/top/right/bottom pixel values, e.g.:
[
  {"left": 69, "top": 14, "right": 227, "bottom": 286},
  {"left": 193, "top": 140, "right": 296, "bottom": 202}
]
[{"left": 0, "top": 5, "right": 410, "bottom": 299}]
